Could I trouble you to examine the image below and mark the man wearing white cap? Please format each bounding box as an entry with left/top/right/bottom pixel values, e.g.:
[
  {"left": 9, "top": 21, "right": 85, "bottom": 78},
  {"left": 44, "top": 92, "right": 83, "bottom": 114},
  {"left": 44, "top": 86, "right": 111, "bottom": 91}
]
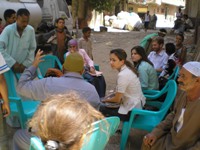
[{"left": 142, "top": 61, "right": 200, "bottom": 150}]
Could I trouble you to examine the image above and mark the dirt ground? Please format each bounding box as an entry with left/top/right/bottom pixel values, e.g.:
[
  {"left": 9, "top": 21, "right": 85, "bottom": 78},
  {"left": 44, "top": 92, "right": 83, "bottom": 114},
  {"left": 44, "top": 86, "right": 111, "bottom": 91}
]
[{"left": 91, "top": 29, "right": 176, "bottom": 92}]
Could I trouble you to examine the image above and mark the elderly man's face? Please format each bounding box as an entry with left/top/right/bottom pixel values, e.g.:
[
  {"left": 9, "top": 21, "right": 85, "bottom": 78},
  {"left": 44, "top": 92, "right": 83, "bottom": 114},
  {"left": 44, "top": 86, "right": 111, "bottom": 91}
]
[{"left": 178, "top": 68, "right": 198, "bottom": 91}]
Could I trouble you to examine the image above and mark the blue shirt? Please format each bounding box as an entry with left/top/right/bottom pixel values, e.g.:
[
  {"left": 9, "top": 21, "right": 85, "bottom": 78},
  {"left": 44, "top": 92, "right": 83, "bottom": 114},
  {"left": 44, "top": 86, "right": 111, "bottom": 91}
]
[
  {"left": 0, "top": 23, "right": 36, "bottom": 68},
  {"left": 148, "top": 50, "right": 169, "bottom": 70},
  {"left": 138, "top": 61, "right": 159, "bottom": 90},
  {"left": 16, "top": 66, "right": 100, "bottom": 109}
]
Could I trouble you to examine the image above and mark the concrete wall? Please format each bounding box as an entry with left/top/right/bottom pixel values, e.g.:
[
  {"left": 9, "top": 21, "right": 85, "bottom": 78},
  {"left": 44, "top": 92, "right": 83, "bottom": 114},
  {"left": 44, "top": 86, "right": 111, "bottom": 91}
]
[{"left": 185, "top": 0, "right": 200, "bottom": 43}]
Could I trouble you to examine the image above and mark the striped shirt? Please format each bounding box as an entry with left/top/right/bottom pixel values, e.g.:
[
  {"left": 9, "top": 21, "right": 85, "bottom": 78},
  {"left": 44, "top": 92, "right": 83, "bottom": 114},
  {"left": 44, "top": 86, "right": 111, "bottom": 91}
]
[{"left": 0, "top": 53, "right": 9, "bottom": 74}]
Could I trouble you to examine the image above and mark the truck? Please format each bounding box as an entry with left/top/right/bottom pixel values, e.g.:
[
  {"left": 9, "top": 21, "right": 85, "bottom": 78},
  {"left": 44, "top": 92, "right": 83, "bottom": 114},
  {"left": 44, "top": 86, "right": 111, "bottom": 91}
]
[{"left": 0, "top": 0, "right": 73, "bottom": 33}]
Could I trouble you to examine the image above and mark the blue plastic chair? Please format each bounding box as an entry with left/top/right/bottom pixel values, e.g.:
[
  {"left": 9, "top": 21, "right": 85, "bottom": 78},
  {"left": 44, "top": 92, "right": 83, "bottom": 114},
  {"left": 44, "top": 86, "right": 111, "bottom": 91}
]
[
  {"left": 37, "top": 54, "right": 62, "bottom": 79},
  {"left": 29, "top": 117, "right": 120, "bottom": 150},
  {"left": 120, "top": 80, "right": 177, "bottom": 150},
  {"left": 4, "top": 70, "right": 40, "bottom": 129}
]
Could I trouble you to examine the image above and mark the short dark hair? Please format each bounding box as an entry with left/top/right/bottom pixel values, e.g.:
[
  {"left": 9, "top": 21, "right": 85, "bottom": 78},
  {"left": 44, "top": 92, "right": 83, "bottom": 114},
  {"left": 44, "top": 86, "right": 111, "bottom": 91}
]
[
  {"left": 159, "top": 28, "right": 167, "bottom": 34},
  {"left": 4, "top": 9, "right": 16, "bottom": 20},
  {"left": 152, "top": 36, "right": 164, "bottom": 45},
  {"left": 176, "top": 33, "right": 184, "bottom": 42},
  {"left": 55, "top": 18, "right": 64, "bottom": 24},
  {"left": 17, "top": 8, "right": 30, "bottom": 17},
  {"left": 0, "top": 18, "right": 2, "bottom": 21},
  {"left": 165, "top": 43, "right": 176, "bottom": 55},
  {"left": 82, "top": 27, "right": 91, "bottom": 33}
]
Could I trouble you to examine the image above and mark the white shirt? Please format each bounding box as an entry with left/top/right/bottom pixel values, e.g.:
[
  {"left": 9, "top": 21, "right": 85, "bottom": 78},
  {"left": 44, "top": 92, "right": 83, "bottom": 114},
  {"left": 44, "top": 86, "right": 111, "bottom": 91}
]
[
  {"left": 117, "top": 65, "right": 146, "bottom": 114},
  {"left": 0, "top": 53, "right": 9, "bottom": 74},
  {"left": 148, "top": 50, "right": 169, "bottom": 70},
  {"left": 145, "top": 14, "right": 150, "bottom": 22},
  {"left": 176, "top": 108, "right": 185, "bottom": 132}
]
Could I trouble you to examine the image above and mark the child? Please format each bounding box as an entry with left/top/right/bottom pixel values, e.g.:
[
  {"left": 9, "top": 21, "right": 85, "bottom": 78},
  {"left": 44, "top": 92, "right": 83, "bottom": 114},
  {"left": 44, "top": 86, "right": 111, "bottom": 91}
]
[
  {"left": 78, "top": 27, "right": 93, "bottom": 60},
  {"left": 160, "top": 43, "right": 178, "bottom": 78},
  {"left": 43, "top": 18, "right": 72, "bottom": 64}
]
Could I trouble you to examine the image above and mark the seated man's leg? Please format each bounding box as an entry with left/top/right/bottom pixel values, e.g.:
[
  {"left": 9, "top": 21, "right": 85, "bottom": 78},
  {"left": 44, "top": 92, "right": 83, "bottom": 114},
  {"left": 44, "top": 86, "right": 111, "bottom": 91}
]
[{"left": 12, "top": 129, "right": 32, "bottom": 150}]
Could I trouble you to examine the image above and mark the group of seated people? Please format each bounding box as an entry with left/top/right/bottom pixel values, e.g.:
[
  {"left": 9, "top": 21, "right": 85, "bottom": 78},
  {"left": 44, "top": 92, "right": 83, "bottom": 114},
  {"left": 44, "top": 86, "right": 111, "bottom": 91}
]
[
  {"left": 173, "top": 11, "right": 193, "bottom": 33},
  {"left": 0, "top": 8, "right": 199, "bottom": 149}
]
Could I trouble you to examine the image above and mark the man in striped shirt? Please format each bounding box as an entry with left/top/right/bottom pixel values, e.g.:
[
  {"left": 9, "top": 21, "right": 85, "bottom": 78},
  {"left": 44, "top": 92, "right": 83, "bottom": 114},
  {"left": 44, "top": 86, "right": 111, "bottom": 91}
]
[{"left": 0, "top": 52, "right": 10, "bottom": 117}]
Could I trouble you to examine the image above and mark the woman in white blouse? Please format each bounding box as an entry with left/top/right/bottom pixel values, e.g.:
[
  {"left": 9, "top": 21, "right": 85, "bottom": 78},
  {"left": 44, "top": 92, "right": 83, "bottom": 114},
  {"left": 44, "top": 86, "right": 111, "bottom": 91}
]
[{"left": 100, "top": 49, "right": 145, "bottom": 121}]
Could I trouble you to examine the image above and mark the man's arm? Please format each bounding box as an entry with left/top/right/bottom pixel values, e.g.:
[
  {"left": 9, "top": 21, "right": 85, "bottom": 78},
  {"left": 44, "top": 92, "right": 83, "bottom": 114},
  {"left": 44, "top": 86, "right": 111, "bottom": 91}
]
[
  {"left": 0, "top": 74, "right": 10, "bottom": 117},
  {"left": 0, "top": 28, "right": 16, "bottom": 68},
  {"left": 16, "top": 50, "right": 46, "bottom": 100},
  {"left": 22, "top": 28, "right": 36, "bottom": 68},
  {"left": 143, "top": 111, "right": 175, "bottom": 147},
  {"left": 187, "top": 141, "right": 200, "bottom": 150},
  {"left": 151, "top": 111, "right": 175, "bottom": 138}
]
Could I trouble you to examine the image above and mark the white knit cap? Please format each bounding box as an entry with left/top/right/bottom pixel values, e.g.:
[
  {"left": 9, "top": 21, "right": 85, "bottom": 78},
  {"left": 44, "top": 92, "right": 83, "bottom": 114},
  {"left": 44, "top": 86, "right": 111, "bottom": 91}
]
[{"left": 183, "top": 61, "right": 200, "bottom": 77}]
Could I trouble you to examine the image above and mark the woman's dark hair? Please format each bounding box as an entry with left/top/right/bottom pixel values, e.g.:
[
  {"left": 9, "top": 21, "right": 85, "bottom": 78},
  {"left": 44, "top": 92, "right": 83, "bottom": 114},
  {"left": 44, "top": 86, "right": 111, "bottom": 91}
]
[
  {"left": 165, "top": 43, "right": 176, "bottom": 56},
  {"left": 131, "top": 46, "right": 153, "bottom": 68},
  {"left": 110, "top": 49, "right": 138, "bottom": 76},
  {"left": 176, "top": 33, "right": 184, "bottom": 42}
]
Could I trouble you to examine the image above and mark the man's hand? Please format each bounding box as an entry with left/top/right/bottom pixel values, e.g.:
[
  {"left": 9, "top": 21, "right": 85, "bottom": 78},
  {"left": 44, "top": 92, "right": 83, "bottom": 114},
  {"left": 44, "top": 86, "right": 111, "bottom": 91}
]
[
  {"left": 90, "top": 67, "right": 96, "bottom": 74},
  {"left": 2, "top": 102, "right": 10, "bottom": 117},
  {"left": 32, "top": 49, "right": 45, "bottom": 68},
  {"left": 143, "top": 133, "right": 157, "bottom": 147},
  {"left": 12, "top": 62, "right": 26, "bottom": 73}
]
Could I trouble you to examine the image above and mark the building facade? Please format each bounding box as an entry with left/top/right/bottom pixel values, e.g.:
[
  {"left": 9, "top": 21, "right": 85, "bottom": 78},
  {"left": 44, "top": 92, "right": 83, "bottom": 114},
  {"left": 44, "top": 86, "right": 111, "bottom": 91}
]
[{"left": 127, "top": 0, "right": 186, "bottom": 28}]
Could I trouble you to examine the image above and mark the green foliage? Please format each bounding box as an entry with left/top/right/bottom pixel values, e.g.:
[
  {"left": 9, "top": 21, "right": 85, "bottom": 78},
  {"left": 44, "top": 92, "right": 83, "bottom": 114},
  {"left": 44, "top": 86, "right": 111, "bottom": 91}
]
[{"left": 88, "top": 0, "right": 118, "bottom": 12}]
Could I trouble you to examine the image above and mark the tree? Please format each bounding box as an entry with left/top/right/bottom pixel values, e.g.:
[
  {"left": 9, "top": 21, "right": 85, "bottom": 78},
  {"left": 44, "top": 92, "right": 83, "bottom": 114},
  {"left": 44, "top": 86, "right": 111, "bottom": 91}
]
[{"left": 88, "top": 0, "right": 118, "bottom": 12}]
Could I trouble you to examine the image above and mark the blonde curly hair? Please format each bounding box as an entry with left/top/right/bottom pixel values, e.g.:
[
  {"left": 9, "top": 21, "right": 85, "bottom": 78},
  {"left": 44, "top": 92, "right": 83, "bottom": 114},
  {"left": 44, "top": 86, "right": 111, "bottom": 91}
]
[{"left": 28, "top": 91, "right": 104, "bottom": 150}]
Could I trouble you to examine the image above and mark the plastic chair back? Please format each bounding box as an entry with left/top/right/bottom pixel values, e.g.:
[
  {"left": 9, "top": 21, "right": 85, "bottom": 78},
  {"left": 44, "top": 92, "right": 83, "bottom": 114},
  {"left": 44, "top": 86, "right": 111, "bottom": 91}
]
[
  {"left": 29, "top": 137, "right": 45, "bottom": 150},
  {"left": 120, "top": 80, "right": 177, "bottom": 150},
  {"left": 168, "top": 66, "right": 180, "bottom": 80},
  {"left": 29, "top": 117, "right": 120, "bottom": 150},
  {"left": 81, "top": 117, "right": 120, "bottom": 150},
  {"left": 37, "top": 55, "right": 62, "bottom": 79},
  {"left": 4, "top": 70, "right": 18, "bottom": 97},
  {"left": 4, "top": 70, "right": 40, "bottom": 129}
]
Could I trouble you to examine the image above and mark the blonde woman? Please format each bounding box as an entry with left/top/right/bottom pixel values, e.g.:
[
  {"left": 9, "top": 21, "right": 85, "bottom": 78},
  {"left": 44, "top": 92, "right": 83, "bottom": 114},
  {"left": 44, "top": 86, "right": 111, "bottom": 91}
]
[{"left": 13, "top": 92, "right": 104, "bottom": 150}]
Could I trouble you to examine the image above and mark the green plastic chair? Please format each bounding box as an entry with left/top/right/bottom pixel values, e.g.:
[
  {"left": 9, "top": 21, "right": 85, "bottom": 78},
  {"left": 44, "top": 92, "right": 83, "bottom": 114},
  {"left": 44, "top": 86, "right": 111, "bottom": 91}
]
[
  {"left": 120, "top": 80, "right": 177, "bottom": 150},
  {"left": 29, "top": 117, "right": 120, "bottom": 150},
  {"left": 143, "top": 66, "right": 179, "bottom": 98},
  {"left": 4, "top": 70, "right": 40, "bottom": 129},
  {"left": 37, "top": 54, "right": 62, "bottom": 79}
]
